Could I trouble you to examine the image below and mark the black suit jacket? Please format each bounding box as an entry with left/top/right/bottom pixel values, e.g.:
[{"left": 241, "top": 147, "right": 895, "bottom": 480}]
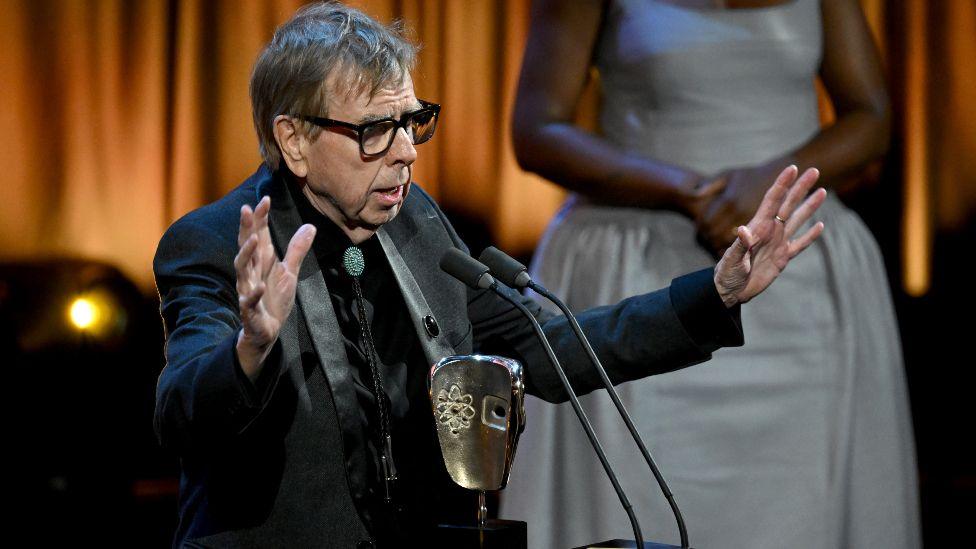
[{"left": 153, "top": 165, "right": 742, "bottom": 548}]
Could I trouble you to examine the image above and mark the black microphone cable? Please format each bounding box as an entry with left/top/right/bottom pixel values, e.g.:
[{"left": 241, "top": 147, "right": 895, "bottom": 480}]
[
  {"left": 479, "top": 246, "right": 690, "bottom": 549},
  {"left": 439, "top": 248, "right": 645, "bottom": 549}
]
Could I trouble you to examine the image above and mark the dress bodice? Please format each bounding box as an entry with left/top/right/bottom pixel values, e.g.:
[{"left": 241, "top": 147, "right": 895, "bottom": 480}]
[{"left": 595, "top": 0, "right": 823, "bottom": 175}]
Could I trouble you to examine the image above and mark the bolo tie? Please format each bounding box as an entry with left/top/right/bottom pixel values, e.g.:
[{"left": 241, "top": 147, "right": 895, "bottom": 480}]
[{"left": 342, "top": 246, "right": 398, "bottom": 505}]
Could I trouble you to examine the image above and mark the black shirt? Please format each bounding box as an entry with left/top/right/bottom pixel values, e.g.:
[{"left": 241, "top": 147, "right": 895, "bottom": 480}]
[{"left": 291, "top": 183, "right": 471, "bottom": 541}]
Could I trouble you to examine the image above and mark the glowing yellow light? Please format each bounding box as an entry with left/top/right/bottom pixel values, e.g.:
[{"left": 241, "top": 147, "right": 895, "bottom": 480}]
[
  {"left": 69, "top": 297, "right": 100, "bottom": 330},
  {"left": 66, "top": 289, "right": 123, "bottom": 339}
]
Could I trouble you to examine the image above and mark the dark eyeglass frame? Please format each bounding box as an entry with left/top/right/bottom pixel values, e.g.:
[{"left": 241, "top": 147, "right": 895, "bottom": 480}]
[{"left": 296, "top": 99, "right": 441, "bottom": 158}]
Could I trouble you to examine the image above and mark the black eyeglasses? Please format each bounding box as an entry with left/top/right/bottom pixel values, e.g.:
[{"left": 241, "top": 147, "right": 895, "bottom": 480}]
[{"left": 297, "top": 99, "right": 441, "bottom": 157}]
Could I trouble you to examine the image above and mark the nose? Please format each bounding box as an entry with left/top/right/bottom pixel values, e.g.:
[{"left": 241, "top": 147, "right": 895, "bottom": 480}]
[{"left": 387, "top": 126, "right": 417, "bottom": 165}]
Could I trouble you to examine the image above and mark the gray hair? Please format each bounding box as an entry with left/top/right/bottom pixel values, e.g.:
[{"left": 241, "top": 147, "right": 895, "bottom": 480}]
[{"left": 249, "top": 1, "right": 418, "bottom": 170}]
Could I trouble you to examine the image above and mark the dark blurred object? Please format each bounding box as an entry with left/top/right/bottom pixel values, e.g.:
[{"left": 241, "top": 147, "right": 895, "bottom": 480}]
[
  {"left": 896, "top": 224, "right": 976, "bottom": 548},
  {"left": 1, "top": 258, "right": 175, "bottom": 547}
]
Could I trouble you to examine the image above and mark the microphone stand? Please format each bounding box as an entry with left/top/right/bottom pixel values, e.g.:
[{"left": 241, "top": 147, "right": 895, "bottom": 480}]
[
  {"left": 440, "top": 249, "right": 645, "bottom": 549},
  {"left": 479, "top": 247, "right": 690, "bottom": 548}
]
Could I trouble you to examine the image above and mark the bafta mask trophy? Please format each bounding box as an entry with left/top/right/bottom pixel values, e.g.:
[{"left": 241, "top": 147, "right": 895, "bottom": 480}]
[{"left": 429, "top": 354, "right": 525, "bottom": 537}]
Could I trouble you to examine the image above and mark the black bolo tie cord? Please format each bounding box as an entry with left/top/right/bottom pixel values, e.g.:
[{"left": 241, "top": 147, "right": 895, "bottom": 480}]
[{"left": 342, "top": 246, "right": 398, "bottom": 503}]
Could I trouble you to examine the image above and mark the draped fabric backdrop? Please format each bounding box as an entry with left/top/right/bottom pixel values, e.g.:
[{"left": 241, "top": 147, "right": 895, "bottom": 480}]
[
  {"left": 0, "top": 0, "right": 973, "bottom": 293},
  {"left": 0, "top": 0, "right": 560, "bottom": 289}
]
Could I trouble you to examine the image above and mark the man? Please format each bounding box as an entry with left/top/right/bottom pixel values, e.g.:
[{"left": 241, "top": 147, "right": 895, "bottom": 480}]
[{"left": 153, "top": 2, "right": 826, "bottom": 547}]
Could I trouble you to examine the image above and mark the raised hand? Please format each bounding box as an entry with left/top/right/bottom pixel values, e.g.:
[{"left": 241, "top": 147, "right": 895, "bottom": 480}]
[
  {"left": 234, "top": 196, "right": 316, "bottom": 379},
  {"left": 713, "top": 166, "right": 826, "bottom": 307}
]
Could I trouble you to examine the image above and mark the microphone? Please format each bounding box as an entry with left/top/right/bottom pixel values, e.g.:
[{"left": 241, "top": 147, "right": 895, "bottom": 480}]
[
  {"left": 478, "top": 246, "right": 690, "bottom": 549},
  {"left": 439, "top": 248, "right": 645, "bottom": 548},
  {"left": 439, "top": 248, "right": 495, "bottom": 289}
]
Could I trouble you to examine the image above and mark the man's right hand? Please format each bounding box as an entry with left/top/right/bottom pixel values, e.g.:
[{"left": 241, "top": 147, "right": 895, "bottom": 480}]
[{"left": 234, "top": 196, "right": 316, "bottom": 380}]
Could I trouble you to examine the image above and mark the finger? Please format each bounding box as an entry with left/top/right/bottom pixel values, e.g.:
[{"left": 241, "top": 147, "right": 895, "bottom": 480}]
[
  {"left": 725, "top": 225, "right": 753, "bottom": 264},
  {"left": 239, "top": 281, "right": 266, "bottom": 312},
  {"left": 691, "top": 182, "right": 725, "bottom": 225},
  {"left": 238, "top": 204, "right": 254, "bottom": 247},
  {"left": 254, "top": 195, "right": 271, "bottom": 218},
  {"left": 738, "top": 224, "right": 756, "bottom": 249},
  {"left": 696, "top": 176, "right": 727, "bottom": 198},
  {"left": 706, "top": 205, "right": 737, "bottom": 250},
  {"left": 777, "top": 167, "right": 820, "bottom": 220},
  {"left": 283, "top": 224, "right": 317, "bottom": 274},
  {"left": 252, "top": 197, "right": 276, "bottom": 278},
  {"left": 698, "top": 191, "right": 729, "bottom": 232},
  {"left": 785, "top": 187, "right": 827, "bottom": 237},
  {"left": 699, "top": 188, "right": 727, "bottom": 226},
  {"left": 254, "top": 196, "right": 271, "bottom": 235},
  {"left": 789, "top": 221, "right": 825, "bottom": 258},
  {"left": 753, "top": 165, "right": 798, "bottom": 221},
  {"left": 235, "top": 235, "right": 262, "bottom": 297},
  {"left": 234, "top": 233, "right": 259, "bottom": 279}
]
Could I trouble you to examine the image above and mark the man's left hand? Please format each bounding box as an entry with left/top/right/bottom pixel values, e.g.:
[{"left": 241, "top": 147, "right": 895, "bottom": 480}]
[{"left": 714, "top": 165, "right": 826, "bottom": 307}]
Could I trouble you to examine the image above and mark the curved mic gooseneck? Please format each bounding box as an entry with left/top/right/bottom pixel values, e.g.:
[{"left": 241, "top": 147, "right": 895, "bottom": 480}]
[
  {"left": 439, "top": 248, "right": 645, "bottom": 549},
  {"left": 478, "top": 246, "right": 690, "bottom": 549}
]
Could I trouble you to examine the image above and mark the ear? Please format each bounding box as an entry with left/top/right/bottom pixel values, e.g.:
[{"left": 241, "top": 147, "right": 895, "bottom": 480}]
[{"left": 273, "top": 115, "right": 309, "bottom": 177}]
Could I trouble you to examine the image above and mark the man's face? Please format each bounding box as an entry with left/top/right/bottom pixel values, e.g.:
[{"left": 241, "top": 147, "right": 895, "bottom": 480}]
[{"left": 301, "top": 73, "right": 419, "bottom": 238}]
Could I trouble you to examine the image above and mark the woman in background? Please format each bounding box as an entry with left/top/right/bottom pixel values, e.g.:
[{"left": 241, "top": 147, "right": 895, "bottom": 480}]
[{"left": 499, "top": 1, "right": 919, "bottom": 548}]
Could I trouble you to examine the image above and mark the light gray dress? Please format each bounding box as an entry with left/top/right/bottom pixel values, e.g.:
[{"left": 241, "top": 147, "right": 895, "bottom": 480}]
[{"left": 498, "top": 1, "right": 920, "bottom": 548}]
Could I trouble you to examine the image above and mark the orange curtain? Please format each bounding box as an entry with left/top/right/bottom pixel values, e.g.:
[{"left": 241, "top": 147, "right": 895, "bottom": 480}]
[
  {"left": 810, "top": 0, "right": 976, "bottom": 297},
  {"left": 0, "top": 0, "right": 973, "bottom": 293},
  {"left": 856, "top": 0, "right": 976, "bottom": 295},
  {"left": 897, "top": 0, "right": 976, "bottom": 295},
  {"left": 0, "top": 0, "right": 561, "bottom": 289}
]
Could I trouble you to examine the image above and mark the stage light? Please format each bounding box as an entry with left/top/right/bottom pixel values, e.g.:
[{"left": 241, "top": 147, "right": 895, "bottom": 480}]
[
  {"left": 65, "top": 289, "right": 120, "bottom": 337},
  {"left": 69, "top": 297, "right": 98, "bottom": 330}
]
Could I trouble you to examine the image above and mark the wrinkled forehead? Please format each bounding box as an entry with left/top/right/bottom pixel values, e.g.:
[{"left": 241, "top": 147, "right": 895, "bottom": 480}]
[
  {"left": 322, "top": 64, "right": 417, "bottom": 118},
  {"left": 324, "top": 62, "right": 412, "bottom": 107}
]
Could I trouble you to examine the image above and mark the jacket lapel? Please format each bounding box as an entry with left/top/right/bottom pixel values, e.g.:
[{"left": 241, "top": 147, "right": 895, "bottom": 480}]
[
  {"left": 377, "top": 225, "right": 456, "bottom": 369},
  {"left": 257, "top": 173, "right": 361, "bottom": 445},
  {"left": 257, "top": 170, "right": 454, "bottom": 472}
]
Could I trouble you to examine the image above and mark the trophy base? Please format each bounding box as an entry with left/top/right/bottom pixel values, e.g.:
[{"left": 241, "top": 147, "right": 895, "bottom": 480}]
[
  {"left": 574, "top": 540, "right": 685, "bottom": 549},
  {"left": 433, "top": 519, "right": 527, "bottom": 548}
]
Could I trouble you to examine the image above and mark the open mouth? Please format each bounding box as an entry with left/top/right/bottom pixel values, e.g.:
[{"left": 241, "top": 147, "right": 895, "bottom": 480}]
[{"left": 373, "top": 184, "right": 404, "bottom": 205}]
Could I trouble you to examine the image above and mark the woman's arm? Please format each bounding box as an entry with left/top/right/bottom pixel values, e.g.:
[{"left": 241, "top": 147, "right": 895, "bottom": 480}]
[
  {"left": 696, "top": 0, "right": 890, "bottom": 252},
  {"left": 792, "top": 0, "right": 891, "bottom": 184},
  {"left": 513, "top": 0, "right": 721, "bottom": 216}
]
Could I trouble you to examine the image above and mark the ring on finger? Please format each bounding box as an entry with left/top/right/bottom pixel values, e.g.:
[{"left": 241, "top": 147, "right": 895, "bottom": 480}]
[{"left": 774, "top": 214, "right": 788, "bottom": 224}]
